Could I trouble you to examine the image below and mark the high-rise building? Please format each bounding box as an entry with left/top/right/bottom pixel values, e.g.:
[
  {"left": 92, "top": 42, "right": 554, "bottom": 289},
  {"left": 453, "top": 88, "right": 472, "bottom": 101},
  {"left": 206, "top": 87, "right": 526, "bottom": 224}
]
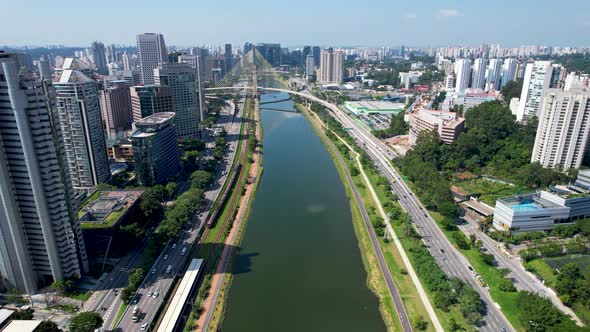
[
  {"left": 91, "top": 41, "right": 108, "bottom": 75},
  {"left": 122, "top": 51, "right": 135, "bottom": 71},
  {"left": 305, "top": 55, "right": 315, "bottom": 77},
  {"left": 106, "top": 44, "right": 117, "bottom": 63},
  {"left": 0, "top": 53, "right": 88, "bottom": 293},
  {"left": 132, "top": 112, "right": 180, "bottom": 186},
  {"left": 516, "top": 61, "right": 561, "bottom": 122},
  {"left": 136, "top": 33, "right": 168, "bottom": 85},
  {"left": 256, "top": 43, "right": 281, "bottom": 67},
  {"left": 500, "top": 58, "right": 517, "bottom": 88},
  {"left": 454, "top": 59, "right": 471, "bottom": 93},
  {"left": 312, "top": 46, "right": 321, "bottom": 67},
  {"left": 531, "top": 87, "right": 590, "bottom": 170},
  {"left": 54, "top": 69, "right": 110, "bottom": 192},
  {"left": 243, "top": 42, "right": 253, "bottom": 55},
  {"left": 154, "top": 63, "right": 203, "bottom": 139},
  {"left": 130, "top": 85, "right": 174, "bottom": 122},
  {"left": 486, "top": 59, "right": 503, "bottom": 91},
  {"left": 224, "top": 43, "right": 233, "bottom": 75},
  {"left": 318, "top": 49, "right": 344, "bottom": 84},
  {"left": 36, "top": 59, "right": 52, "bottom": 80},
  {"left": 178, "top": 55, "right": 206, "bottom": 122},
  {"left": 471, "top": 58, "right": 487, "bottom": 90},
  {"left": 99, "top": 81, "right": 132, "bottom": 138}
]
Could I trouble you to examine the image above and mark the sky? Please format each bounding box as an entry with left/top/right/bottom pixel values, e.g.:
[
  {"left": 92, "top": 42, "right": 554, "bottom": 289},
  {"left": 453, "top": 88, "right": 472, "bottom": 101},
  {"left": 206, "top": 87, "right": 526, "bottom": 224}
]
[{"left": 1, "top": 0, "right": 589, "bottom": 48}]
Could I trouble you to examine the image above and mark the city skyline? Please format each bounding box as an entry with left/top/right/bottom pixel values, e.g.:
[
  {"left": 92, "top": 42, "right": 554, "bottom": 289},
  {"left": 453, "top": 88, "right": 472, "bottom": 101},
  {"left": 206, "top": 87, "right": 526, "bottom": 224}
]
[{"left": 2, "top": 0, "right": 590, "bottom": 47}]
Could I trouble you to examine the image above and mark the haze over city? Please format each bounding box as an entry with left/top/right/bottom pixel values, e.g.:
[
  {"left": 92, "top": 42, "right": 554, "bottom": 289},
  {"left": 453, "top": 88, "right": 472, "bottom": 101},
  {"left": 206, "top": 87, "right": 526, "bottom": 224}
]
[{"left": 2, "top": 0, "right": 590, "bottom": 46}]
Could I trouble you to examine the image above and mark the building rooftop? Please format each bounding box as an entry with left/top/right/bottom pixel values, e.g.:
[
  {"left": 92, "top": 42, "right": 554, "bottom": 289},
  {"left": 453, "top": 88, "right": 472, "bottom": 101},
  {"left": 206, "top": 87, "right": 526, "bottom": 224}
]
[
  {"left": 497, "top": 193, "right": 562, "bottom": 210},
  {"left": 60, "top": 57, "right": 92, "bottom": 71},
  {"left": 0, "top": 309, "right": 14, "bottom": 327},
  {"left": 79, "top": 190, "right": 143, "bottom": 228},
  {"left": 57, "top": 69, "right": 92, "bottom": 83},
  {"left": 136, "top": 112, "right": 176, "bottom": 126},
  {"left": 1, "top": 320, "right": 41, "bottom": 332}
]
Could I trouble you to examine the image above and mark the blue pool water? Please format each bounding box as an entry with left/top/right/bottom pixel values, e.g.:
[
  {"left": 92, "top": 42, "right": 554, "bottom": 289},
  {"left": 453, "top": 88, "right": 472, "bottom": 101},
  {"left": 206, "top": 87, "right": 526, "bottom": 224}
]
[{"left": 512, "top": 203, "right": 540, "bottom": 212}]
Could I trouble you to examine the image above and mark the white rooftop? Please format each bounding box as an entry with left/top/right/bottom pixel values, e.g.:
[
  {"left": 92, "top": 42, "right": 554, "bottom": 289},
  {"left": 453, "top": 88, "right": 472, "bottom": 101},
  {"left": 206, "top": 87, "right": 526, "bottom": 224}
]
[
  {"left": 1, "top": 320, "right": 42, "bottom": 332},
  {"left": 58, "top": 70, "right": 92, "bottom": 83}
]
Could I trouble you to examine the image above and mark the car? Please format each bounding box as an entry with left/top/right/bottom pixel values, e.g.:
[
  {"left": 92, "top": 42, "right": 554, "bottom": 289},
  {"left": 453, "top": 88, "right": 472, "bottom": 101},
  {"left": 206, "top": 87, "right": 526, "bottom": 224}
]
[
  {"left": 153, "top": 291, "right": 159, "bottom": 298},
  {"left": 468, "top": 266, "right": 474, "bottom": 271},
  {"left": 132, "top": 297, "right": 139, "bottom": 305},
  {"left": 163, "top": 254, "right": 168, "bottom": 260},
  {"left": 141, "top": 322, "right": 148, "bottom": 331},
  {"left": 148, "top": 291, "right": 153, "bottom": 298},
  {"left": 172, "top": 243, "right": 177, "bottom": 249},
  {"left": 166, "top": 265, "right": 172, "bottom": 274},
  {"left": 151, "top": 268, "right": 156, "bottom": 274},
  {"left": 424, "top": 214, "right": 428, "bottom": 217},
  {"left": 132, "top": 306, "right": 139, "bottom": 315}
]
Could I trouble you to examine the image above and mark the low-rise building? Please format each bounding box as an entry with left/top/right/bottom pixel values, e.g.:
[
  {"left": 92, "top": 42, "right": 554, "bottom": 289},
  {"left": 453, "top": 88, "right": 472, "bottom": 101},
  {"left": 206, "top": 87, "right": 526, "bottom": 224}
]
[
  {"left": 344, "top": 101, "right": 405, "bottom": 115},
  {"left": 576, "top": 169, "right": 590, "bottom": 189},
  {"left": 493, "top": 184, "right": 590, "bottom": 232},
  {"left": 409, "top": 109, "right": 465, "bottom": 145},
  {"left": 79, "top": 190, "right": 143, "bottom": 229}
]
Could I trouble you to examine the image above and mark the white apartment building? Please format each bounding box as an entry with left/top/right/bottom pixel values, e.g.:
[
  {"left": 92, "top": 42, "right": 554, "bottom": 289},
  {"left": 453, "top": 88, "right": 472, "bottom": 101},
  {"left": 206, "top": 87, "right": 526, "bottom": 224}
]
[
  {"left": 454, "top": 59, "right": 471, "bottom": 93},
  {"left": 0, "top": 54, "right": 88, "bottom": 293},
  {"left": 136, "top": 33, "right": 167, "bottom": 85},
  {"left": 500, "top": 58, "right": 517, "bottom": 88},
  {"left": 531, "top": 87, "right": 590, "bottom": 170},
  {"left": 516, "top": 61, "right": 563, "bottom": 122},
  {"left": 318, "top": 49, "right": 343, "bottom": 84},
  {"left": 486, "top": 59, "right": 503, "bottom": 91},
  {"left": 54, "top": 69, "right": 110, "bottom": 192},
  {"left": 471, "top": 58, "right": 487, "bottom": 90}
]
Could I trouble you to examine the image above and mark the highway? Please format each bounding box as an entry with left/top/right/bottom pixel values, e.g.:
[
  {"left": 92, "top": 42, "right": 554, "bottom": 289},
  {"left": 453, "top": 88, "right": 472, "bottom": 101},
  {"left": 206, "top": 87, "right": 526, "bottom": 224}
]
[{"left": 113, "top": 97, "right": 245, "bottom": 331}]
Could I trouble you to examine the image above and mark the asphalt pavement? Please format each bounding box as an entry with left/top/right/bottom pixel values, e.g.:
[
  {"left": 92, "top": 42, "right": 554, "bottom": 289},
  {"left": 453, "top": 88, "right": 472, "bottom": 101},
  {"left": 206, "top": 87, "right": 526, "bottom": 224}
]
[{"left": 113, "top": 98, "right": 245, "bottom": 332}]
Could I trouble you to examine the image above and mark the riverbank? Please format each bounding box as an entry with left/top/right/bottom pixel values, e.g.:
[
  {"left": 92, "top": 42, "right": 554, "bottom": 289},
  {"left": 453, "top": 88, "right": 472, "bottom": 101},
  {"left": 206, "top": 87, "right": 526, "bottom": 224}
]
[
  {"left": 298, "top": 100, "right": 442, "bottom": 331},
  {"left": 197, "top": 97, "right": 264, "bottom": 332}
]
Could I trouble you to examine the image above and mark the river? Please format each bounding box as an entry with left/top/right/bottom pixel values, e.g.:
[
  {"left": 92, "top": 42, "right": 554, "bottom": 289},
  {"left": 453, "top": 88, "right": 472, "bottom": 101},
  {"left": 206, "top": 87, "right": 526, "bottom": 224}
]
[{"left": 221, "top": 79, "right": 385, "bottom": 332}]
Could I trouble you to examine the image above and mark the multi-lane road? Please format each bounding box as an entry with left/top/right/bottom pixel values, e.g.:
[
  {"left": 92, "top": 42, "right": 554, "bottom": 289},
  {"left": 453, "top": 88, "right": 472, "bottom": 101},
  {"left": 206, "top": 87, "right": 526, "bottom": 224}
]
[{"left": 111, "top": 97, "right": 245, "bottom": 331}]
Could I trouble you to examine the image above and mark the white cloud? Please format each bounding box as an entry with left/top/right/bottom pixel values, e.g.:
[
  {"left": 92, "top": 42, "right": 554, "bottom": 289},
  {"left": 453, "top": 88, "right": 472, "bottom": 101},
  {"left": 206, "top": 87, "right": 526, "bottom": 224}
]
[
  {"left": 404, "top": 13, "right": 417, "bottom": 20},
  {"left": 437, "top": 9, "right": 462, "bottom": 18}
]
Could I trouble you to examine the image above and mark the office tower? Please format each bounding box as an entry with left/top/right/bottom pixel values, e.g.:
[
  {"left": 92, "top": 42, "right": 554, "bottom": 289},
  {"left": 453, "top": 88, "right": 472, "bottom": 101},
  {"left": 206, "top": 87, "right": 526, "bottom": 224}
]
[
  {"left": 471, "top": 58, "right": 487, "bottom": 90},
  {"left": 318, "top": 49, "right": 344, "bottom": 84},
  {"left": 486, "top": 59, "right": 503, "bottom": 91},
  {"left": 224, "top": 43, "right": 233, "bottom": 75},
  {"left": 154, "top": 63, "right": 203, "bottom": 138},
  {"left": 122, "top": 51, "right": 134, "bottom": 71},
  {"left": 178, "top": 55, "right": 206, "bottom": 121},
  {"left": 531, "top": 87, "right": 590, "bottom": 170},
  {"left": 400, "top": 45, "right": 405, "bottom": 59},
  {"left": 54, "top": 70, "right": 110, "bottom": 192},
  {"left": 106, "top": 44, "right": 117, "bottom": 63},
  {"left": 243, "top": 42, "right": 253, "bottom": 54},
  {"left": 136, "top": 33, "right": 168, "bottom": 85},
  {"left": 131, "top": 113, "right": 180, "bottom": 186},
  {"left": 516, "top": 61, "right": 558, "bottom": 122},
  {"left": 305, "top": 55, "right": 315, "bottom": 77},
  {"left": 303, "top": 46, "right": 312, "bottom": 59},
  {"left": 130, "top": 85, "right": 174, "bottom": 122},
  {"left": 454, "top": 59, "right": 471, "bottom": 93},
  {"left": 99, "top": 81, "right": 132, "bottom": 138},
  {"left": 121, "top": 70, "right": 141, "bottom": 87},
  {"left": 500, "top": 58, "right": 517, "bottom": 88},
  {"left": 312, "top": 46, "right": 321, "bottom": 67},
  {"left": 36, "top": 59, "right": 51, "bottom": 80},
  {"left": 0, "top": 54, "right": 88, "bottom": 294},
  {"left": 91, "top": 41, "right": 108, "bottom": 75},
  {"left": 255, "top": 43, "right": 281, "bottom": 67}
]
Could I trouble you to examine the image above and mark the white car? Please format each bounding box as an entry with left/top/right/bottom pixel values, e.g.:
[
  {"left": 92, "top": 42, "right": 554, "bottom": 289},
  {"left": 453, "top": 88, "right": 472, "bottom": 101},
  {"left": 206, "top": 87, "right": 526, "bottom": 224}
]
[
  {"left": 153, "top": 291, "right": 159, "bottom": 298},
  {"left": 163, "top": 254, "right": 168, "bottom": 260},
  {"left": 151, "top": 268, "right": 156, "bottom": 274},
  {"left": 141, "top": 322, "right": 148, "bottom": 330},
  {"left": 148, "top": 291, "right": 153, "bottom": 298}
]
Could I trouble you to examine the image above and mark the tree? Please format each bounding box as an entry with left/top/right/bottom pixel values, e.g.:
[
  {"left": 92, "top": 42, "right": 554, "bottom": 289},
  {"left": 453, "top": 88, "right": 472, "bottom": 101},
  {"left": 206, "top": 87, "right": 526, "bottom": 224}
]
[
  {"left": 498, "top": 278, "right": 516, "bottom": 292},
  {"left": 414, "top": 316, "right": 428, "bottom": 330},
  {"left": 500, "top": 79, "right": 523, "bottom": 101},
  {"left": 140, "top": 185, "right": 166, "bottom": 217},
  {"left": 458, "top": 286, "right": 482, "bottom": 320},
  {"left": 10, "top": 310, "right": 33, "bottom": 320},
  {"left": 165, "top": 182, "right": 177, "bottom": 198},
  {"left": 69, "top": 312, "right": 103, "bottom": 332},
  {"left": 128, "top": 268, "right": 144, "bottom": 289},
  {"left": 121, "top": 287, "right": 135, "bottom": 304},
  {"left": 35, "top": 320, "right": 62, "bottom": 332},
  {"left": 481, "top": 253, "right": 495, "bottom": 266},
  {"left": 190, "top": 170, "right": 213, "bottom": 190},
  {"left": 516, "top": 291, "right": 572, "bottom": 331}
]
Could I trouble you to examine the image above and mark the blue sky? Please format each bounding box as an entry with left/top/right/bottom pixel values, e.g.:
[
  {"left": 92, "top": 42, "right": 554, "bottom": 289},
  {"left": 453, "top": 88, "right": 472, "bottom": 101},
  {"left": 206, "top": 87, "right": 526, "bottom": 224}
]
[{"left": 1, "top": 0, "right": 589, "bottom": 47}]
